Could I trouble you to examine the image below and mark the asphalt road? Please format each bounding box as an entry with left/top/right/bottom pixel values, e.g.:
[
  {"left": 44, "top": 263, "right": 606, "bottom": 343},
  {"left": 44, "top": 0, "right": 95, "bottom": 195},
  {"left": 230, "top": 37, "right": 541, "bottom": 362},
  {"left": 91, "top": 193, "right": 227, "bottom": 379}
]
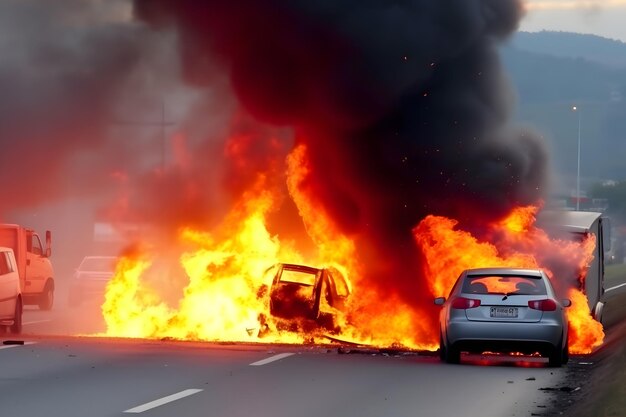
[{"left": 0, "top": 303, "right": 569, "bottom": 417}]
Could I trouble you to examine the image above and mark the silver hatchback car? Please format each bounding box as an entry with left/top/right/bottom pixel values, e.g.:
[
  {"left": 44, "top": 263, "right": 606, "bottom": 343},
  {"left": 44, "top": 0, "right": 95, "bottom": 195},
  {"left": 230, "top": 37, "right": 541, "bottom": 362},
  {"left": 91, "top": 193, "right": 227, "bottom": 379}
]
[{"left": 434, "top": 267, "right": 571, "bottom": 366}]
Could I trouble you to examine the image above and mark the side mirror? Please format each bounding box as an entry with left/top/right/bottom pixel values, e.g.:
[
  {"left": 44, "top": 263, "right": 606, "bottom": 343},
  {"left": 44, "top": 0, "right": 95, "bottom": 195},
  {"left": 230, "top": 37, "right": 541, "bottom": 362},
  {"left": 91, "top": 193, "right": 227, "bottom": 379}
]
[
  {"left": 434, "top": 297, "right": 446, "bottom": 306},
  {"left": 45, "top": 230, "right": 52, "bottom": 257},
  {"left": 562, "top": 299, "right": 572, "bottom": 308}
]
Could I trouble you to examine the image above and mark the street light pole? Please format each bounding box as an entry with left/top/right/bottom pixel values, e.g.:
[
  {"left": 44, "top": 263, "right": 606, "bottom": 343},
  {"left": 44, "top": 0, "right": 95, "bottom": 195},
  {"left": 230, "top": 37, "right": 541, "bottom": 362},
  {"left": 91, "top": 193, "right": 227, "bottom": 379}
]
[{"left": 573, "top": 106, "right": 581, "bottom": 210}]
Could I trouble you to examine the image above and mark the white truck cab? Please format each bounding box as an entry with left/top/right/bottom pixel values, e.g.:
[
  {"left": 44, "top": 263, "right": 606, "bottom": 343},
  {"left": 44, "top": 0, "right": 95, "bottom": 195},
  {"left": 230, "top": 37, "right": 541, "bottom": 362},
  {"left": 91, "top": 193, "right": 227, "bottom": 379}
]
[
  {"left": 0, "top": 224, "right": 54, "bottom": 310},
  {"left": 537, "top": 210, "right": 608, "bottom": 322}
]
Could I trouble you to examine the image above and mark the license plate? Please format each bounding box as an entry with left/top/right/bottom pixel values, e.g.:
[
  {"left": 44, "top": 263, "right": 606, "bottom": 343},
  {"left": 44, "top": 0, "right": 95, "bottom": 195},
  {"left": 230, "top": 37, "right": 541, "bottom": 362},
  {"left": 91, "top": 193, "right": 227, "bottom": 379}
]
[{"left": 490, "top": 307, "right": 518, "bottom": 318}]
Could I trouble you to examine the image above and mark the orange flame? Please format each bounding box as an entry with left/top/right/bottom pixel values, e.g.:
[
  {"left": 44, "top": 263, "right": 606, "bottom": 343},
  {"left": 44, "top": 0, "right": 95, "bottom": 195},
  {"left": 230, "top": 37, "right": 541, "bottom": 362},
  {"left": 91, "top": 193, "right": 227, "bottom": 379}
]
[
  {"left": 567, "top": 288, "right": 604, "bottom": 354},
  {"left": 103, "top": 176, "right": 309, "bottom": 343},
  {"left": 414, "top": 206, "right": 604, "bottom": 354},
  {"left": 101, "top": 141, "right": 603, "bottom": 354},
  {"left": 102, "top": 145, "right": 436, "bottom": 349}
]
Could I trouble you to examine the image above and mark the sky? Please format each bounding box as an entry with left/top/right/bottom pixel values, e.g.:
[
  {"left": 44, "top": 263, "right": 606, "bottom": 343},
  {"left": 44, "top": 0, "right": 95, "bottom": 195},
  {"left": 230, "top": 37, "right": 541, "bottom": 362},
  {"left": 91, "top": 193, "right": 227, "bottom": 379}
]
[{"left": 523, "top": 0, "right": 626, "bottom": 41}]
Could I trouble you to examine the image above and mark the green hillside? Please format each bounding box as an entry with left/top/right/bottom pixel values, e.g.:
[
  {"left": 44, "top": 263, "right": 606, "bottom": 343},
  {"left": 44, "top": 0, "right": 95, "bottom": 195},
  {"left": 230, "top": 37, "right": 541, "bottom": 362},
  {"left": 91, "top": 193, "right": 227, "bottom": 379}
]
[
  {"left": 511, "top": 31, "right": 626, "bottom": 68},
  {"left": 500, "top": 32, "right": 626, "bottom": 182}
]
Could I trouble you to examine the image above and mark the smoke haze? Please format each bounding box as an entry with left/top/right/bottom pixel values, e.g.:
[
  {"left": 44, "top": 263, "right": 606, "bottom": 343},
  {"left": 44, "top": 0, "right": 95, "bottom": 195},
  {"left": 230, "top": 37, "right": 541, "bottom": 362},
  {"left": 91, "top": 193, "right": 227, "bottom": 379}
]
[
  {"left": 132, "top": 0, "right": 549, "bottom": 320},
  {"left": 1, "top": 0, "right": 553, "bottom": 340}
]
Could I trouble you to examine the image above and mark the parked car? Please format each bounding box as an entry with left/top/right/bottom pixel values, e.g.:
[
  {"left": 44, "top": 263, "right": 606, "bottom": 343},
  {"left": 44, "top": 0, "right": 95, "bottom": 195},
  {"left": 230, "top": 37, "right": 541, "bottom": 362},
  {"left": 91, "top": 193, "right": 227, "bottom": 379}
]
[
  {"left": 68, "top": 256, "right": 117, "bottom": 307},
  {"left": 265, "top": 263, "right": 351, "bottom": 331},
  {"left": 434, "top": 267, "right": 570, "bottom": 367},
  {"left": 0, "top": 247, "right": 22, "bottom": 333}
]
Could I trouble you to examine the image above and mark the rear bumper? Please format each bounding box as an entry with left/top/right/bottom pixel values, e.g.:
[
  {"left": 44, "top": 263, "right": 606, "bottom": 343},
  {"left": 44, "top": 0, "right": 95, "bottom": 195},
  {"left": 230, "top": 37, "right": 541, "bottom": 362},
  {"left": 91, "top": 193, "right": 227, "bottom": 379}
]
[{"left": 446, "top": 318, "right": 564, "bottom": 354}]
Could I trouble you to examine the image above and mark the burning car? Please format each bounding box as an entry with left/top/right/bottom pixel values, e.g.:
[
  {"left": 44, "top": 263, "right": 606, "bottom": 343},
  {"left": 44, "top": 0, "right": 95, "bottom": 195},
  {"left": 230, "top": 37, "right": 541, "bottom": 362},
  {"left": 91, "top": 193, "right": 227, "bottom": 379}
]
[
  {"left": 434, "top": 267, "right": 571, "bottom": 367},
  {"left": 265, "top": 263, "right": 351, "bottom": 332}
]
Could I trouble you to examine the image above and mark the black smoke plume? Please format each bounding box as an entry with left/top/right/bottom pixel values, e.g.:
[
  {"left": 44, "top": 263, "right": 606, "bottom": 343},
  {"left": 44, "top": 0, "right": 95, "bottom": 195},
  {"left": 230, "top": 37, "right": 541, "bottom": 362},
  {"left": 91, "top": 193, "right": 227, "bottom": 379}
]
[{"left": 132, "top": 0, "right": 549, "bottom": 335}]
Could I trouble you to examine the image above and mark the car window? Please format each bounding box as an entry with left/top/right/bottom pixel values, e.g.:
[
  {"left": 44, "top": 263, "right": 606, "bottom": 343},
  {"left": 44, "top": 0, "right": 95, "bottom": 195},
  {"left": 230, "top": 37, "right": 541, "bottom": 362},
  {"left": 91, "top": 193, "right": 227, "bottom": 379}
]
[
  {"left": 328, "top": 269, "right": 350, "bottom": 297},
  {"left": 280, "top": 269, "right": 317, "bottom": 286},
  {"left": 448, "top": 272, "right": 464, "bottom": 297},
  {"left": 79, "top": 257, "right": 117, "bottom": 272},
  {"left": 0, "top": 252, "right": 11, "bottom": 275},
  {"left": 29, "top": 235, "right": 43, "bottom": 256},
  {"left": 463, "top": 274, "right": 546, "bottom": 295}
]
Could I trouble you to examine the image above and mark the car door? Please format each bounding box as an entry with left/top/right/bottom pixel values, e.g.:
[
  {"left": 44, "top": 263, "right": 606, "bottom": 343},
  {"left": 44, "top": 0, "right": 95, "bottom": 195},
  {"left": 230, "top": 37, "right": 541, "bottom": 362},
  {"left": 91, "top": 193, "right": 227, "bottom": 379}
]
[
  {"left": 0, "top": 251, "right": 15, "bottom": 318},
  {"left": 25, "top": 233, "right": 47, "bottom": 294}
]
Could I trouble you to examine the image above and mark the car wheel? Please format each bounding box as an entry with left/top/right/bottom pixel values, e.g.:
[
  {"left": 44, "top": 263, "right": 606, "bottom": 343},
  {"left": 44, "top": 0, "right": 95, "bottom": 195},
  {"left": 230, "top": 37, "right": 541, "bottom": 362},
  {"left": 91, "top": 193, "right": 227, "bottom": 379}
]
[
  {"left": 39, "top": 282, "right": 54, "bottom": 311},
  {"left": 548, "top": 339, "right": 564, "bottom": 368},
  {"left": 439, "top": 334, "right": 446, "bottom": 362},
  {"left": 442, "top": 336, "right": 460, "bottom": 364},
  {"left": 10, "top": 298, "right": 22, "bottom": 334},
  {"left": 562, "top": 336, "right": 569, "bottom": 365},
  {"left": 445, "top": 346, "right": 460, "bottom": 364}
]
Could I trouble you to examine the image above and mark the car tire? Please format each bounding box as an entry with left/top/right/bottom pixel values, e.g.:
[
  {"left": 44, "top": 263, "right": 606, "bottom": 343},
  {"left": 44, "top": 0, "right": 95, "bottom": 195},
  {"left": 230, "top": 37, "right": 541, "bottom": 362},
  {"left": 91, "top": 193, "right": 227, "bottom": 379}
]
[
  {"left": 548, "top": 339, "right": 564, "bottom": 367},
  {"left": 10, "top": 298, "right": 22, "bottom": 334},
  {"left": 443, "top": 336, "right": 460, "bottom": 364},
  {"left": 38, "top": 282, "right": 54, "bottom": 311},
  {"left": 562, "top": 336, "right": 569, "bottom": 365},
  {"left": 439, "top": 334, "right": 446, "bottom": 362}
]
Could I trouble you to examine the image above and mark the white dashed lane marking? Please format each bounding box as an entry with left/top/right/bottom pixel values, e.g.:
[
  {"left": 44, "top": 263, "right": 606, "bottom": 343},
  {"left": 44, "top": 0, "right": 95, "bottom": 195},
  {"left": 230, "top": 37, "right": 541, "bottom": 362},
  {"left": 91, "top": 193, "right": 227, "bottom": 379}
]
[
  {"left": 249, "top": 352, "right": 295, "bottom": 366},
  {"left": 124, "top": 389, "right": 204, "bottom": 413},
  {"left": 0, "top": 341, "right": 36, "bottom": 350}
]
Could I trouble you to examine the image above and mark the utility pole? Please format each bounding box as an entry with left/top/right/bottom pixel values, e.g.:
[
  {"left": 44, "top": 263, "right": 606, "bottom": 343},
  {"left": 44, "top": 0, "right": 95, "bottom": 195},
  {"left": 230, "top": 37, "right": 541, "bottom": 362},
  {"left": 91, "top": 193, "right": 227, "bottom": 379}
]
[
  {"left": 573, "top": 106, "right": 581, "bottom": 210},
  {"left": 113, "top": 99, "right": 175, "bottom": 169}
]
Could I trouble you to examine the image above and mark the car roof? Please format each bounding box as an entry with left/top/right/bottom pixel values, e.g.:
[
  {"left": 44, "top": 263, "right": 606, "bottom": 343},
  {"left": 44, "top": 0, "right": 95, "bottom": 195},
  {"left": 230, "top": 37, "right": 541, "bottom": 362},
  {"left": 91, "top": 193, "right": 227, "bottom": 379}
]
[
  {"left": 464, "top": 267, "right": 543, "bottom": 277},
  {"left": 536, "top": 210, "right": 602, "bottom": 233},
  {"left": 280, "top": 263, "right": 322, "bottom": 274}
]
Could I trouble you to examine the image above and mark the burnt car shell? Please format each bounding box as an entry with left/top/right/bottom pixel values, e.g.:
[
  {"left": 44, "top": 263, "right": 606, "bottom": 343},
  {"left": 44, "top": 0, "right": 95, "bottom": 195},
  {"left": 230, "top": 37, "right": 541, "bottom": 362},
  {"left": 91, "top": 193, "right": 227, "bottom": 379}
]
[{"left": 268, "top": 263, "right": 351, "bottom": 323}]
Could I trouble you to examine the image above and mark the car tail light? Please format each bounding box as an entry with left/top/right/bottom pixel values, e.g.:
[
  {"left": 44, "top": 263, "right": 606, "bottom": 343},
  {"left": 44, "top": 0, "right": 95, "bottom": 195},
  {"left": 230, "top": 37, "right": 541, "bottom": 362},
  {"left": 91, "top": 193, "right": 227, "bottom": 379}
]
[
  {"left": 528, "top": 299, "right": 557, "bottom": 311},
  {"left": 451, "top": 297, "right": 481, "bottom": 309}
]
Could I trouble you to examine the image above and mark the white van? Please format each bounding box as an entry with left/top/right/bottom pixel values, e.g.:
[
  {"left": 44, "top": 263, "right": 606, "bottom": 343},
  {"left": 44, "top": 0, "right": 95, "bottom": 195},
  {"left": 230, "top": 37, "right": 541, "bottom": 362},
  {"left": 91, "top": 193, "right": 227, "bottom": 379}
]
[{"left": 0, "top": 247, "right": 22, "bottom": 333}]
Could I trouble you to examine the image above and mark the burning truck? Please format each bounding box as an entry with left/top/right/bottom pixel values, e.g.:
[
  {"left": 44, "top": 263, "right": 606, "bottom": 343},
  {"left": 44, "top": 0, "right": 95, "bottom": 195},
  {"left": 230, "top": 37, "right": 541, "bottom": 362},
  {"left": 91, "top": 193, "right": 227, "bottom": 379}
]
[{"left": 536, "top": 210, "right": 610, "bottom": 324}]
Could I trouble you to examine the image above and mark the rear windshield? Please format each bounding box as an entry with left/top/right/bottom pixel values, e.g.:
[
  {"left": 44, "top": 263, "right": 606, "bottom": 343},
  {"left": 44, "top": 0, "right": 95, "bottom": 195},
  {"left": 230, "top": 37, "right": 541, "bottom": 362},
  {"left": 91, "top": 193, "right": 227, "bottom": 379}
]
[
  {"left": 280, "top": 268, "right": 317, "bottom": 286},
  {"left": 463, "top": 274, "right": 546, "bottom": 295},
  {"left": 79, "top": 257, "right": 116, "bottom": 272}
]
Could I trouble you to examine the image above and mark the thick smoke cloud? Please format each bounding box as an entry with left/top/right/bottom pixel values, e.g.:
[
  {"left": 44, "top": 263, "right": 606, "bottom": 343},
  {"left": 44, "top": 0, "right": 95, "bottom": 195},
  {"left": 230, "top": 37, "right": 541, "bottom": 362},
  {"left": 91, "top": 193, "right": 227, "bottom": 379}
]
[
  {"left": 1, "top": 0, "right": 551, "bottom": 334},
  {"left": 0, "top": 0, "right": 144, "bottom": 214},
  {"left": 0, "top": 0, "right": 228, "bottom": 245},
  {"left": 133, "top": 0, "right": 549, "bottom": 313},
  {"left": 0, "top": 0, "right": 220, "bottom": 279}
]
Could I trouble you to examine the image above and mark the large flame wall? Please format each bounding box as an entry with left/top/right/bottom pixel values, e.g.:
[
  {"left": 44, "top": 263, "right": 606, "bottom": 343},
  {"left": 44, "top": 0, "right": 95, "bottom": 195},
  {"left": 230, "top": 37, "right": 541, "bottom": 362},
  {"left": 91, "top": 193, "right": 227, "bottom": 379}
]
[{"left": 103, "top": 147, "right": 603, "bottom": 354}]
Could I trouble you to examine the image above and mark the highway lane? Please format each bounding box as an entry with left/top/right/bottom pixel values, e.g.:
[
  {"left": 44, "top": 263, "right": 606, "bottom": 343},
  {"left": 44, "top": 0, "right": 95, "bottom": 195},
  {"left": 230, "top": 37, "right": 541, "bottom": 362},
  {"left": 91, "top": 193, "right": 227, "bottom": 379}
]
[{"left": 5, "top": 306, "right": 566, "bottom": 417}]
